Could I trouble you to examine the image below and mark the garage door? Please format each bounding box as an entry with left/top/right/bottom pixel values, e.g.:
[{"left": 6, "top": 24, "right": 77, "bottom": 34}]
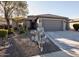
[{"left": 42, "top": 20, "right": 63, "bottom": 31}]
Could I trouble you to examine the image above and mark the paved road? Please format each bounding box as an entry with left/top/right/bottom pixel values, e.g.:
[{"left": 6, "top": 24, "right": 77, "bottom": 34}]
[{"left": 46, "top": 31, "right": 79, "bottom": 57}]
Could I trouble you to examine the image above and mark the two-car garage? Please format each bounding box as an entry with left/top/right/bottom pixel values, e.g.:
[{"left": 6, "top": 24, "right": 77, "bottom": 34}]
[
  {"left": 38, "top": 14, "right": 69, "bottom": 32},
  {"left": 42, "top": 18, "right": 64, "bottom": 31}
]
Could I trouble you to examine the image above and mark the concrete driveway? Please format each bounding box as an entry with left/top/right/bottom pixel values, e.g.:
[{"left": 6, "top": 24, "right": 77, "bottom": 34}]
[{"left": 46, "top": 31, "right": 79, "bottom": 57}]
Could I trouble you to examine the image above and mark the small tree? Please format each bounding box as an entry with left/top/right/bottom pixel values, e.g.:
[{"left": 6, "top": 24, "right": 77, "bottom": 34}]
[{"left": 0, "top": 1, "right": 28, "bottom": 29}]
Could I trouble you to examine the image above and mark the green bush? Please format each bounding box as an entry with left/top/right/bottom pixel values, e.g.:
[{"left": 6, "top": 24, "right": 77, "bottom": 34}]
[
  {"left": 8, "top": 28, "right": 14, "bottom": 34},
  {"left": 19, "top": 27, "right": 25, "bottom": 34},
  {"left": 0, "top": 29, "right": 8, "bottom": 38},
  {"left": 0, "top": 25, "right": 12, "bottom": 29},
  {"left": 14, "top": 27, "right": 18, "bottom": 31},
  {"left": 73, "top": 24, "right": 79, "bottom": 31}
]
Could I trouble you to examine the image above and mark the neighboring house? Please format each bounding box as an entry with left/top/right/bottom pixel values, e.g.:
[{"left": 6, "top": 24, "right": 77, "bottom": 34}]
[
  {"left": 69, "top": 19, "right": 79, "bottom": 30},
  {"left": 0, "top": 17, "right": 7, "bottom": 25},
  {"left": 25, "top": 14, "right": 70, "bottom": 31},
  {"left": 0, "top": 16, "right": 13, "bottom": 25},
  {"left": 0, "top": 16, "right": 27, "bottom": 29},
  {"left": 0, "top": 20, "right": 7, "bottom": 25},
  {"left": 12, "top": 17, "right": 26, "bottom": 28}
]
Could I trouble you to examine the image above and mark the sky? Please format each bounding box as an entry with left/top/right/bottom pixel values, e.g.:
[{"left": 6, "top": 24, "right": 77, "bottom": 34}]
[{"left": 27, "top": 1, "right": 79, "bottom": 19}]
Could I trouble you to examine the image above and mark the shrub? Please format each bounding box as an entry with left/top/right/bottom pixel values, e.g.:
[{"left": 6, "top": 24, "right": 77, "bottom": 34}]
[
  {"left": 73, "top": 24, "right": 79, "bottom": 31},
  {"left": 19, "top": 30, "right": 25, "bottom": 34},
  {"left": 19, "top": 26, "right": 25, "bottom": 34},
  {"left": 8, "top": 28, "right": 14, "bottom": 34},
  {"left": 0, "top": 25, "right": 12, "bottom": 29},
  {"left": 0, "top": 29, "right": 8, "bottom": 38},
  {"left": 18, "top": 24, "right": 28, "bottom": 34},
  {"left": 4, "top": 25, "right": 12, "bottom": 29},
  {"left": 14, "top": 27, "right": 18, "bottom": 31}
]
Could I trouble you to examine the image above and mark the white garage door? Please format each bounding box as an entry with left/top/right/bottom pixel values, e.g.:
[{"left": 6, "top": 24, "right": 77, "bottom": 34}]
[{"left": 42, "top": 20, "right": 63, "bottom": 31}]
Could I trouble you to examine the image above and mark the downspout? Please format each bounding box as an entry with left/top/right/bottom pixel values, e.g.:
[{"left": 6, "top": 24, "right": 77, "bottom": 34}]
[
  {"left": 63, "top": 20, "right": 66, "bottom": 31},
  {"left": 66, "top": 18, "right": 70, "bottom": 30}
]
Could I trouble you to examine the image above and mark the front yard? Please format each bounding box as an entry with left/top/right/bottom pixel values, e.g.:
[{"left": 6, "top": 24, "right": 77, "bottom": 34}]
[{"left": 0, "top": 31, "right": 61, "bottom": 57}]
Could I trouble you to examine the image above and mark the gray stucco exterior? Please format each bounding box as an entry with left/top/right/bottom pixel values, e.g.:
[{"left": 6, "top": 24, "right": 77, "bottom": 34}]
[{"left": 25, "top": 14, "right": 69, "bottom": 31}]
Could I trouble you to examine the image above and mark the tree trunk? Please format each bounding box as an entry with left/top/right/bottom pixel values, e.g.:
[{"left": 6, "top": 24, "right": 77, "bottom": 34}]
[
  {"left": 6, "top": 17, "right": 10, "bottom": 29},
  {"left": 4, "top": 6, "right": 10, "bottom": 29},
  {"left": 5, "top": 12, "right": 10, "bottom": 29}
]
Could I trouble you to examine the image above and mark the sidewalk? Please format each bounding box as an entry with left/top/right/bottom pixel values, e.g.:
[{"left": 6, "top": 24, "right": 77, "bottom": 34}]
[
  {"left": 40, "top": 51, "right": 71, "bottom": 57},
  {"left": 33, "top": 51, "right": 71, "bottom": 57}
]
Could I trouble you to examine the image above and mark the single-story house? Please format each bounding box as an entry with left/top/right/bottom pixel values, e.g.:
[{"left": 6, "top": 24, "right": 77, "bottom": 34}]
[
  {"left": 12, "top": 16, "right": 27, "bottom": 28},
  {"left": 69, "top": 19, "right": 79, "bottom": 30},
  {"left": 0, "top": 17, "right": 7, "bottom": 25},
  {"left": 0, "top": 17, "right": 12, "bottom": 29},
  {"left": 25, "top": 14, "right": 70, "bottom": 31}
]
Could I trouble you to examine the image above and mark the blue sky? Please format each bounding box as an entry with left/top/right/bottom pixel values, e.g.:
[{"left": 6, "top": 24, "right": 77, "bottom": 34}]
[{"left": 27, "top": 1, "right": 79, "bottom": 19}]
